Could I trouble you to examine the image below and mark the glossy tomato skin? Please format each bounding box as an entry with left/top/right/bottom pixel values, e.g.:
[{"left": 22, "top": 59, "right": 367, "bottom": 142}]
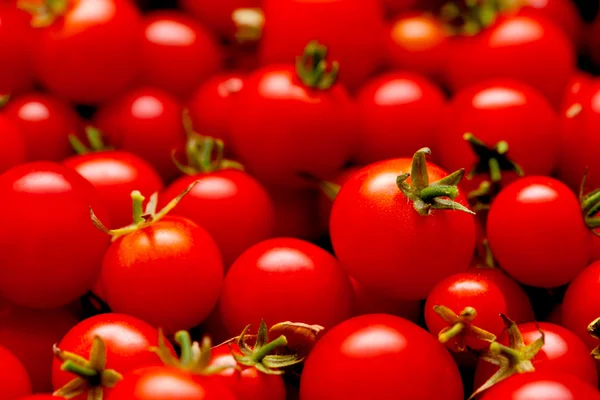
[
  {"left": 486, "top": 176, "right": 591, "bottom": 288},
  {"left": 3, "top": 92, "right": 79, "bottom": 162},
  {"left": 355, "top": 71, "right": 445, "bottom": 165},
  {"left": 94, "top": 88, "right": 187, "bottom": 182},
  {"left": 101, "top": 216, "right": 223, "bottom": 333},
  {"left": 179, "top": 0, "right": 261, "bottom": 40},
  {"left": 300, "top": 314, "right": 464, "bottom": 400},
  {"left": 445, "top": 15, "right": 575, "bottom": 107},
  {"left": 139, "top": 12, "right": 222, "bottom": 99},
  {"left": 520, "top": 0, "right": 583, "bottom": 48},
  {"left": 0, "top": 116, "right": 26, "bottom": 174},
  {"left": 34, "top": 0, "right": 142, "bottom": 104},
  {"left": 0, "top": 162, "right": 110, "bottom": 308},
  {"left": 52, "top": 314, "right": 167, "bottom": 400},
  {"left": 259, "top": 0, "right": 384, "bottom": 89},
  {"left": 330, "top": 159, "right": 476, "bottom": 300},
  {"left": 0, "top": 345, "right": 32, "bottom": 399},
  {"left": 474, "top": 322, "right": 598, "bottom": 388},
  {"left": 0, "top": 5, "right": 34, "bottom": 94},
  {"left": 351, "top": 278, "right": 421, "bottom": 323},
  {"left": 218, "top": 238, "right": 354, "bottom": 337},
  {"left": 230, "top": 65, "right": 356, "bottom": 188},
  {"left": 161, "top": 170, "right": 274, "bottom": 268},
  {"left": 64, "top": 151, "right": 164, "bottom": 228},
  {"left": 560, "top": 72, "right": 593, "bottom": 116}
]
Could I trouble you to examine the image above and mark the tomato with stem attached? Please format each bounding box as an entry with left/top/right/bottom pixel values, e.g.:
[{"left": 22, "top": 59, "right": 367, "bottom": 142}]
[{"left": 0, "top": 344, "right": 32, "bottom": 400}]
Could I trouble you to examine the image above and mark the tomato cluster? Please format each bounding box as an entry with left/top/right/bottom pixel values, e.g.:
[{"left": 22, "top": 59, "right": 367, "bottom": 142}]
[{"left": 1, "top": 0, "right": 600, "bottom": 399}]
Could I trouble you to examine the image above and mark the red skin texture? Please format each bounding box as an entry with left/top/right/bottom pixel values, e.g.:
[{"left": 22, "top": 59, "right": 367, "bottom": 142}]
[
  {"left": 424, "top": 271, "right": 534, "bottom": 351},
  {"left": 486, "top": 176, "right": 592, "bottom": 288},
  {"left": 300, "top": 314, "right": 464, "bottom": 400},
  {"left": 351, "top": 278, "right": 421, "bottom": 323},
  {"left": 381, "top": 0, "right": 419, "bottom": 16},
  {"left": 269, "top": 187, "right": 321, "bottom": 241},
  {"left": 0, "top": 116, "right": 26, "bottom": 174},
  {"left": 209, "top": 344, "right": 286, "bottom": 400},
  {"left": 520, "top": 0, "right": 583, "bottom": 48},
  {"left": 0, "top": 304, "right": 79, "bottom": 392},
  {"left": 230, "top": 65, "right": 356, "bottom": 188},
  {"left": 259, "top": 0, "right": 384, "bottom": 89},
  {"left": 317, "top": 167, "right": 361, "bottom": 234},
  {"left": 385, "top": 12, "right": 450, "bottom": 83},
  {"left": 0, "top": 162, "right": 110, "bottom": 308},
  {"left": 218, "top": 238, "right": 355, "bottom": 337},
  {"left": 34, "top": 0, "right": 141, "bottom": 104},
  {"left": 0, "top": 345, "right": 31, "bottom": 399},
  {"left": 560, "top": 72, "right": 593, "bottom": 117},
  {"left": 3, "top": 92, "right": 79, "bottom": 162},
  {"left": 94, "top": 88, "right": 187, "bottom": 182},
  {"left": 52, "top": 314, "right": 168, "bottom": 400},
  {"left": 355, "top": 71, "right": 446, "bottom": 165},
  {"left": 187, "top": 73, "right": 245, "bottom": 145},
  {"left": 161, "top": 170, "right": 274, "bottom": 268},
  {"left": 63, "top": 151, "right": 164, "bottom": 228},
  {"left": 330, "top": 159, "right": 476, "bottom": 300},
  {"left": 101, "top": 216, "right": 223, "bottom": 333},
  {"left": 474, "top": 322, "right": 599, "bottom": 389},
  {"left": 480, "top": 371, "right": 600, "bottom": 400},
  {"left": 445, "top": 15, "right": 575, "bottom": 108},
  {"left": 18, "top": 396, "right": 63, "bottom": 400},
  {"left": 179, "top": 0, "right": 261, "bottom": 39},
  {"left": 0, "top": 6, "right": 34, "bottom": 94},
  {"left": 107, "top": 367, "right": 236, "bottom": 400},
  {"left": 139, "top": 12, "right": 222, "bottom": 99}
]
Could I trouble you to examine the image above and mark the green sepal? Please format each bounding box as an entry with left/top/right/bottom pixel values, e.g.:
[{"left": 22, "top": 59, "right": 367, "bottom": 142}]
[
  {"left": 69, "top": 126, "right": 112, "bottom": 155},
  {"left": 18, "top": 0, "right": 69, "bottom": 27},
  {"left": 434, "top": 305, "right": 496, "bottom": 352},
  {"left": 296, "top": 41, "right": 339, "bottom": 90},
  {"left": 464, "top": 133, "right": 524, "bottom": 183},
  {"left": 580, "top": 169, "right": 600, "bottom": 235},
  {"left": 587, "top": 317, "right": 600, "bottom": 359}
]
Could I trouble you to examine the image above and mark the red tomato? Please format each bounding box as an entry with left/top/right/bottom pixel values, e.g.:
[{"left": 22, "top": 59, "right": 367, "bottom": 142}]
[
  {"left": 139, "top": 12, "right": 222, "bottom": 99},
  {"left": 179, "top": 0, "right": 261, "bottom": 40},
  {"left": 218, "top": 238, "right": 355, "bottom": 336},
  {"left": 270, "top": 187, "right": 322, "bottom": 241},
  {"left": 445, "top": 15, "right": 575, "bottom": 107},
  {"left": 94, "top": 88, "right": 187, "bottom": 182},
  {"left": 0, "top": 345, "right": 31, "bottom": 400},
  {"left": 0, "top": 115, "right": 26, "bottom": 174},
  {"left": 355, "top": 71, "right": 446, "bottom": 165},
  {"left": 519, "top": 0, "right": 583, "bottom": 48},
  {"left": 230, "top": 64, "right": 356, "bottom": 188},
  {"left": 0, "top": 162, "right": 110, "bottom": 308},
  {"left": 0, "top": 5, "right": 34, "bottom": 94},
  {"left": 161, "top": 170, "right": 274, "bottom": 268},
  {"left": 64, "top": 151, "right": 164, "bottom": 228},
  {"left": 330, "top": 155, "right": 476, "bottom": 300},
  {"left": 486, "top": 176, "right": 591, "bottom": 288},
  {"left": 351, "top": 278, "right": 421, "bottom": 323},
  {"left": 381, "top": 0, "right": 419, "bottom": 16},
  {"left": 474, "top": 322, "right": 598, "bottom": 389},
  {"left": 107, "top": 366, "right": 236, "bottom": 400},
  {"left": 385, "top": 12, "right": 450, "bottom": 82},
  {"left": 560, "top": 72, "right": 593, "bottom": 117},
  {"left": 3, "top": 92, "right": 79, "bottom": 162},
  {"left": 101, "top": 216, "right": 223, "bottom": 333},
  {"left": 52, "top": 314, "right": 167, "bottom": 400},
  {"left": 259, "top": 0, "right": 384, "bottom": 88},
  {"left": 34, "top": 0, "right": 141, "bottom": 104},
  {"left": 300, "top": 314, "right": 464, "bottom": 400},
  {"left": 317, "top": 167, "right": 361, "bottom": 234}
]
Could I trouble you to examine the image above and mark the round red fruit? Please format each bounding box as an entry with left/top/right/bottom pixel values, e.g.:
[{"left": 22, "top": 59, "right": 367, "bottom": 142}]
[{"left": 0, "top": 345, "right": 31, "bottom": 400}]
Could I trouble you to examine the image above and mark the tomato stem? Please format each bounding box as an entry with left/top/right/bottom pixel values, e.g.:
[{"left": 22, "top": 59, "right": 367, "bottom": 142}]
[
  {"left": 463, "top": 133, "right": 524, "bottom": 183},
  {"left": 296, "top": 41, "right": 339, "bottom": 90},
  {"left": 319, "top": 180, "right": 341, "bottom": 202},
  {"left": 233, "top": 7, "right": 265, "bottom": 44},
  {"left": 131, "top": 191, "right": 146, "bottom": 225},
  {"left": 175, "top": 331, "right": 194, "bottom": 367}
]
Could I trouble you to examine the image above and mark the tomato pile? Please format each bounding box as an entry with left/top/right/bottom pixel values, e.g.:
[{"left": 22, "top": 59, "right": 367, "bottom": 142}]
[{"left": 2, "top": 0, "right": 600, "bottom": 399}]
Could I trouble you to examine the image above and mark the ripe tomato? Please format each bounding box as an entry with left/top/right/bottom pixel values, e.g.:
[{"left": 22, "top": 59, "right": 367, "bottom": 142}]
[
  {"left": 139, "top": 12, "right": 222, "bottom": 99},
  {"left": 0, "top": 162, "right": 110, "bottom": 308},
  {"left": 64, "top": 151, "right": 164, "bottom": 228},
  {"left": 270, "top": 187, "right": 322, "bottom": 241},
  {"left": 519, "top": 0, "right": 583, "bottom": 48},
  {"left": 179, "top": 0, "right": 261, "bottom": 40},
  {"left": 486, "top": 176, "right": 591, "bottom": 288},
  {"left": 0, "top": 344, "right": 31, "bottom": 400},
  {"left": 355, "top": 71, "right": 446, "bottom": 165},
  {"left": 330, "top": 152, "right": 476, "bottom": 301},
  {"left": 300, "top": 314, "right": 464, "bottom": 400},
  {"left": 3, "top": 92, "right": 79, "bottom": 162},
  {"left": 560, "top": 72, "right": 593, "bottom": 117},
  {"left": 0, "top": 5, "right": 34, "bottom": 94},
  {"left": 34, "top": 0, "right": 141, "bottom": 104},
  {"left": 445, "top": 15, "right": 575, "bottom": 107},
  {"left": 0, "top": 115, "right": 26, "bottom": 174},
  {"left": 218, "top": 238, "right": 355, "bottom": 337},
  {"left": 94, "top": 88, "right": 187, "bottom": 182},
  {"left": 259, "top": 0, "right": 384, "bottom": 88},
  {"left": 351, "top": 278, "right": 421, "bottom": 323}
]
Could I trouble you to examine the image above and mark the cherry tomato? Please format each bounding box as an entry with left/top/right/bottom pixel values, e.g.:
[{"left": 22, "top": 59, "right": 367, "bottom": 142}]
[
  {"left": 179, "top": 0, "right": 261, "bottom": 40},
  {"left": 560, "top": 72, "right": 593, "bottom": 117},
  {"left": 34, "top": 0, "right": 142, "bottom": 104},
  {"left": 0, "top": 344, "right": 31, "bottom": 400},
  {"left": 351, "top": 278, "right": 421, "bottom": 323},
  {"left": 3, "top": 92, "right": 79, "bottom": 162},
  {"left": 445, "top": 15, "right": 575, "bottom": 107},
  {"left": 64, "top": 151, "right": 164, "bottom": 228},
  {"left": 0, "top": 115, "right": 26, "bottom": 174},
  {"left": 486, "top": 176, "right": 591, "bottom": 288},
  {"left": 519, "top": 0, "right": 583, "bottom": 48},
  {"left": 270, "top": 187, "right": 322, "bottom": 241},
  {"left": 300, "top": 314, "right": 464, "bottom": 400},
  {"left": 94, "top": 87, "right": 187, "bottom": 182},
  {"left": 0, "top": 162, "right": 110, "bottom": 308},
  {"left": 139, "top": 12, "right": 222, "bottom": 99},
  {"left": 101, "top": 216, "right": 223, "bottom": 333},
  {"left": 355, "top": 71, "right": 446, "bottom": 165},
  {"left": 161, "top": 170, "right": 274, "bottom": 268},
  {"left": 259, "top": 0, "right": 384, "bottom": 89},
  {"left": 0, "top": 5, "right": 34, "bottom": 94},
  {"left": 218, "top": 238, "right": 355, "bottom": 337}
]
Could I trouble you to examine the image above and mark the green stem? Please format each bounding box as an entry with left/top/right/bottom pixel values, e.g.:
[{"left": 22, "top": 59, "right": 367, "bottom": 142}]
[
  {"left": 439, "top": 323, "right": 464, "bottom": 344},
  {"left": 582, "top": 190, "right": 600, "bottom": 216},
  {"left": 420, "top": 185, "right": 459, "bottom": 202},
  {"left": 61, "top": 360, "right": 98, "bottom": 378},
  {"left": 489, "top": 158, "right": 502, "bottom": 183},
  {"left": 131, "top": 191, "right": 145, "bottom": 224},
  {"left": 251, "top": 335, "right": 288, "bottom": 362},
  {"left": 69, "top": 134, "right": 89, "bottom": 155},
  {"left": 490, "top": 342, "right": 522, "bottom": 363},
  {"left": 175, "top": 331, "right": 193, "bottom": 367},
  {"left": 86, "top": 127, "right": 105, "bottom": 152}
]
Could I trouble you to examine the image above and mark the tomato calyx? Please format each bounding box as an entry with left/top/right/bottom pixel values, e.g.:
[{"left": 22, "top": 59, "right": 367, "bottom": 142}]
[
  {"left": 434, "top": 305, "right": 496, "bottom": 351},
  {"left": 0, "top": 95, "right": 10, "bottom": 108},
  {"left": 69, "top": 127, "right": 112, "bottom": 155},
  {"left": 396, "top": 148, "right": 475, "bottom": 216},
  {"left": 471, "top": 314, "right": 545, "bottom": 399},
  {"left": 587, "top": 317, "right": 600, "bottom": 359},
  {"left": 296, "top": 41, "right": 340, "bottom": 90},
  {"left": 232, "top": 8, "right": 265, "bottom": 44},
  {"left": 439, "top": 0, "right": 516, "bottom": 36},
  {"left": 579, "top": 170, "right": 600, "bottom": 236},
  {"left": 18, "top": 0, "right": 69, "bottom": 27},
  {"left": 53, "top": 336, "right": 122, "bottom": 400}
]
